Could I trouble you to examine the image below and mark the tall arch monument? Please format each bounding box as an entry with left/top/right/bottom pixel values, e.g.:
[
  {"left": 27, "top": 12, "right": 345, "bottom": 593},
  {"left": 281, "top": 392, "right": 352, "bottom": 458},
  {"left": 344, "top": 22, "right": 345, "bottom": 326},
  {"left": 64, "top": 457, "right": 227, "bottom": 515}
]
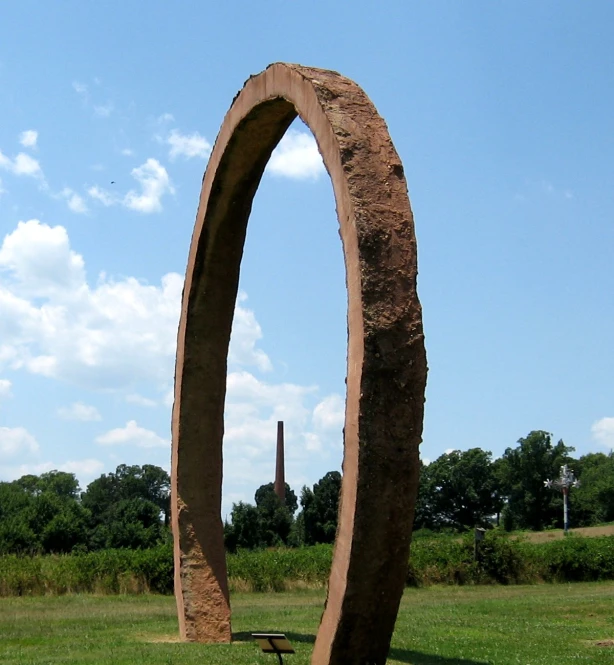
[{"left": 171, "top": 62, "right": 427, "bottom": 665}]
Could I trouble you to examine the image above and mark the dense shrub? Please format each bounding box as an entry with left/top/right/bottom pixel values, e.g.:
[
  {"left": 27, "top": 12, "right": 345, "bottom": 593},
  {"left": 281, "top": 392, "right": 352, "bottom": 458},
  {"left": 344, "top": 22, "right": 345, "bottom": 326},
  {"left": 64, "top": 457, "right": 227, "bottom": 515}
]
[
  {"left": 1, "top": 534, "right": 613, "bottom": 597},
  {"left": 0, "top": 543, "right": 174, "bottom": 596},
  {"left": 521, "top": 535, "right": 614, "bottom": 582},
  {"left": 228, "top": 544, "right": 332, "bottom": 591}
]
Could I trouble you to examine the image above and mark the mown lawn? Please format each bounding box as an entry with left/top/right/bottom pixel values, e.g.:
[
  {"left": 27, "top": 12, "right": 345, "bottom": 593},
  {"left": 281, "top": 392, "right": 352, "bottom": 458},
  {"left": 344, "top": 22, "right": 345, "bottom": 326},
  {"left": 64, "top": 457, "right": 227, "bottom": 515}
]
[{"left": 0, "top": 582, "right": 613, "bottom": 664}]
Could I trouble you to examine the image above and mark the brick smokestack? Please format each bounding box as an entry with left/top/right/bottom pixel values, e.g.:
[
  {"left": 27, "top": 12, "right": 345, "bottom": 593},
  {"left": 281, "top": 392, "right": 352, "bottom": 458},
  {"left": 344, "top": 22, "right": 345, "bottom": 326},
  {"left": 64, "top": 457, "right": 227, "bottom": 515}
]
[{"left": 274, "top": 420, "right": 285, "bottom": 504}]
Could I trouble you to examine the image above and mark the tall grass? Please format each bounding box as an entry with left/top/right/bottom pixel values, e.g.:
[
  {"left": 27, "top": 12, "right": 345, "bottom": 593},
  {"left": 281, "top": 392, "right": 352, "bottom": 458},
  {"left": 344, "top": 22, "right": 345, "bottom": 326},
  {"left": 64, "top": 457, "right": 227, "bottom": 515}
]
[
  {"left": 0, "top": 544, "right": 173, "bottom": 596},
  {"left": 1, "top": 533, "right": 613, "bottom": 597}
]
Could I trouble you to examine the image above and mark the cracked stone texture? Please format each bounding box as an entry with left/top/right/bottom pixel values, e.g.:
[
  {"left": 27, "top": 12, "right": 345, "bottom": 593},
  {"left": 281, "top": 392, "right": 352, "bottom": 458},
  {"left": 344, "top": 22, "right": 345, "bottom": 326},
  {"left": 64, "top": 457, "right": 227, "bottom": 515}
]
[{"left": 171, "top": 62, "right": 427, "bottom": 664}]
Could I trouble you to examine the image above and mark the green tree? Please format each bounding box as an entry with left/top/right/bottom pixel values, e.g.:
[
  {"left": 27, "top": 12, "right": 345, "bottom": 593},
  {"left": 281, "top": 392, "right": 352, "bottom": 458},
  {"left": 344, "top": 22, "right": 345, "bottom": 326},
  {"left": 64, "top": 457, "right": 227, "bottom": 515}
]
[
  {"left": 102, "top": 498, "right": 166, "bottom": 549},
  {"left": 224, "top": 501, "right": 262, "bottom": 551},
  {"left": 0, "top": 474, "right": 89, "bottom": 554},
  {"left": 498, "top": 430, "right": 575, "bottom": 531},
  {"left": 0, "top": 482, "right": 37, "bottom": 554},
  {"left": 414, "top": 449, "right": 501, "bottom": 531},
  {"left": 224, "top": 482, "right": 298, "bottom": 551},
  {"left": 254, "top": 483, "right": 296, "bottom": 546},
  {"left": 254, "top": 482, "right": 298, "bottom": 514},
  {"left": 300, "top": 471, "right": 342, "bottom": 545},
  {"left": 571, "top": 452, "right": 614, "bottom": 526},
  {"left": 15, "top": 471, "right": 80, "bottom": 499},
  {"left": 82, "top": 464, "right": 170, "bottom": 550},
  {"left": 40, "top": 499, "right": 90, "bottom": 553}
]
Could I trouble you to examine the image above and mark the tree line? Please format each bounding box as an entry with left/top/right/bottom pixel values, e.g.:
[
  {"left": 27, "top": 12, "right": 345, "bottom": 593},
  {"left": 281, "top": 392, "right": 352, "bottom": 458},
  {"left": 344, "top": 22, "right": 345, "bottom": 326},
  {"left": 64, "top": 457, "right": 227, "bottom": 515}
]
[
  {"left": 1, "top": 430, "right": 612, "bottom": 556},
  {"left": 0, "top": 464, "right": 170, "bottom": 555},
  {"left": 225, "top": 430, "right": 614, "bottom": 548},
  {"left": 223, "top": 471, "right": 342, "bottom": 551}
]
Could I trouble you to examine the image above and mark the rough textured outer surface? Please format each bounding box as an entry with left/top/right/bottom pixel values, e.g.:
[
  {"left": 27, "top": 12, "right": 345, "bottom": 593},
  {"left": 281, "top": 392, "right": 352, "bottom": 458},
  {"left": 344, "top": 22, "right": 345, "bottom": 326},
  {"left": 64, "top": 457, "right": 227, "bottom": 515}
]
[{"left": 171, "top": 63, "right": 427, "bottom": 664}]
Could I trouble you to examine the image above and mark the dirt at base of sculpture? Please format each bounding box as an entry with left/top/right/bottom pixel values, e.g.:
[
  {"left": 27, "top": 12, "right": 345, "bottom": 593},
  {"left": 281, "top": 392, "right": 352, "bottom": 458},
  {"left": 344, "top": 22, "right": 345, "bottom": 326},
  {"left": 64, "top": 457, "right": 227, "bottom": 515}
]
[{"left": 171, "top": 62, "right": 427, "bottom": 665}]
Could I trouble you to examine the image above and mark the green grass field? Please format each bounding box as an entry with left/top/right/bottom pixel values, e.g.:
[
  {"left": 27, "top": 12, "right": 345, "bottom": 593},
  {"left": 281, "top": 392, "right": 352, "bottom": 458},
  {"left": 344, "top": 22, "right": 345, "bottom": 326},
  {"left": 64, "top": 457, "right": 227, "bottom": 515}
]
[{"left": 1, "top": 583, "right": 613, "bottom": 664}]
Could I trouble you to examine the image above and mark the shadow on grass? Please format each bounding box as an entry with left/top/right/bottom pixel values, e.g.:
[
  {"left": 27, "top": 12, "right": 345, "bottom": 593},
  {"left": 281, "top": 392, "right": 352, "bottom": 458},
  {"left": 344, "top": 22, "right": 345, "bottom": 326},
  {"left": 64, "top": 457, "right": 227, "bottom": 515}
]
[
  {"left": 234, "top": 632, "right": 488, "bottom": 665},
  {"left": 388, "top": 647, "right": 489, "bottom": 665}
]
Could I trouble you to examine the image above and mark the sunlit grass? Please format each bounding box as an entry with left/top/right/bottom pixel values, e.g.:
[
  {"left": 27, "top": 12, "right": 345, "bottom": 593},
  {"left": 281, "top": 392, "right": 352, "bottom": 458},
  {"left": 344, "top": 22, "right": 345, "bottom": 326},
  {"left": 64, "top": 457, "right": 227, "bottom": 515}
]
[{"left": 1, "top": 583, "right": 613, "bottom": 664}]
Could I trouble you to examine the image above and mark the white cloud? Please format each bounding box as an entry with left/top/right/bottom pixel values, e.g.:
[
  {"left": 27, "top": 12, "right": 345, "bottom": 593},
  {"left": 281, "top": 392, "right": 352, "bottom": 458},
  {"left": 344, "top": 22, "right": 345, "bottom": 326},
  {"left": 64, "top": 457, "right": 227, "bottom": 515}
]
[
  {"left": 126, "top": 393, "right": 157, "bottom": 408},
  {"left": 0, "top": 177, "right": 5, "bottom": 197},
  {"left": 87, "top": 185, "right": 117, "bottom": 206},
  {"left": 156, "top": 113, "right": 174, "bottom": 124},
  {"left": 0, "top": 426, "right": 39, "bottom": 460},
  {"left": 123, "top": 158, "right": 174, "bottom": 213},
  {"left": 72, "top": 81, "right": 115, "bottom": 120},
  {"left": 539, "top": 181, "right": 574, "bottom": 201},
  {"left": 73, "top": 81, "right": 88, "bottom": 97},
  {"left": 13, "top": 153, "right": 43, "bottom": 177},
  {"left": 90, "top": 160, "right": 174, "bottom": 213},
  {"left": 313, "top": 394, "right": 345, "bottom": 431},
  {"left": 121, "top": 148, "right": 134, "bottom": 157},
  {"left": 163, "top": 387, "right": 174, "bottom": 408},
  {"left": 0, "top": 219, "right": 346, "bottom": 512},
  {"left": 93, "top": 102, "right": 114, "bottom": 118},
  {"left": 218, "top": 370, "right": 343, "bottom": 517},
  {"left": 0, "top": 219, "right": 85, "bottom": 298},
  {"left": 591, "top": 417, "right": 614, "bottom": 449},
  {"left": 61, "top": 458, "right": 105, "bottom": 478},
  {"left": 57, "top": 402, "right": 101, "bottom": 421},
  {"left": 223, "top": 371, "right": 317, "bottom": 462},
  {"left": 19, "top": 130, "right": 38, "bottom": 148},
  {"left": 229, "top": 293, "right": 272, "bottom": 371},
  {"left": 0, "top": 150, "right": 44, "bottom": 179},
  {"left": 267, "top": 129, "right": 325, "bottom": 180},
  {"left": 96, "top": 420, "right": 168, "bottom": 449},
  {"left": 0, "top": 458, "right": 105, "bottom": 486},
  {"left": 0, "top": 219, "right": 180, "bottom": 387},
  {"left": 0, "top": 220, "right": 274, "bottom": 392},
  {"left": 0, "top": 379, "right": 12, "bottom": 399},
  {"left": 167, "top": 129, "right": 211, "bottom": 160},
  {"left": 60, "top": 187, "right": 88, "bottom": 214}
]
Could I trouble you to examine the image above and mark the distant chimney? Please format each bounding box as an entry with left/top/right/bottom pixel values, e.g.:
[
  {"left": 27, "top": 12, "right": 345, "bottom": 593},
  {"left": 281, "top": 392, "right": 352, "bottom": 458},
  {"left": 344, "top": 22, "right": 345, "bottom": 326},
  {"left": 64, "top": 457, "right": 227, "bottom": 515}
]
[{"left": 274, "top": 420, "right": 285, "bottom": 503}]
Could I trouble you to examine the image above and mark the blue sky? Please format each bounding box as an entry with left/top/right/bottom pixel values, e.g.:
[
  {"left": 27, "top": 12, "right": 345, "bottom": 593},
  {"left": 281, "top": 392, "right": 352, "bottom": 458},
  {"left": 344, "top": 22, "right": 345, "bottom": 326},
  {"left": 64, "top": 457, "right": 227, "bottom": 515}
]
[{"left": 1, "top": 1, "right": 612, "bottom": 516}]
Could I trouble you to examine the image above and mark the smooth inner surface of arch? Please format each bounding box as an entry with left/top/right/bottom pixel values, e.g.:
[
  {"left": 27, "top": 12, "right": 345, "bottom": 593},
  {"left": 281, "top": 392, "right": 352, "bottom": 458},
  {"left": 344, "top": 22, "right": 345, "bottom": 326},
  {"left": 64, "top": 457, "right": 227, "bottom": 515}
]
[{"left": 171, "top": 63, "right": 427, "bottom": 665}]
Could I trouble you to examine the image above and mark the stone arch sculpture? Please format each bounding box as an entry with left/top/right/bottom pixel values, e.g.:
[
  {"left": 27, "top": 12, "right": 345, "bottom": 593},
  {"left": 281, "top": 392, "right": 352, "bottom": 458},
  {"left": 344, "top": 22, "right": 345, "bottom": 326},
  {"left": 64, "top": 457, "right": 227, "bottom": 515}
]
[{"left": 171, "top": 63, "right": 427, "bottom": 665}]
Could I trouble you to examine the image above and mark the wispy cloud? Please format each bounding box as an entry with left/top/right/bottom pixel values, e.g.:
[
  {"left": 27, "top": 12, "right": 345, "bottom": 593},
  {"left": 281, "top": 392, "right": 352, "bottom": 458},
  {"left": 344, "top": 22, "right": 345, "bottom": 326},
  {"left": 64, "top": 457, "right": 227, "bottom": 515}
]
[
  {"left": 542, "top": 180, "right": 573, "bottom": 200},
  {"left": 0, "top": 379, "right": 12, "bottom": 400},
  {"left": 73, "top": 80, "right": 114, "bottom": 119},
  {"left": 123, "top": 158, "right": 174, "bottom": 213},
  {"left": 58, "top": 402, "right": 101, "bottom": 421},
  {"left": 96, "top": 420, "right": 168, "bottom": 448},
  {"left": 0, "top": 426, "right": 39, "bottom": 460},
  {"left": 156, "top": 113, "right": 174, "bottom": 124},
  {"left": 73, "top": 81, "right": 88, "bottom": 95},
  {"left": 591, "top": 417, "right": 614, "bottom": 449},
  {"left": 267, "top": 129, "right": 325, "bottom": 180},
  {"left": 60, "top": 188, "right": 88, "bottom": 214},
  {"left": 88, "top": 159, "right": 174, "bottom": 214},
  {"left": 166, "top": 129, "right": 211, "bottom": 160},
  {"left": 88, "top": 185, "right": 117, "bottom": 207},
  {"left": 0, "top": 150, "right": 44, "bottom": 179},
  {"left": 94, "top": 102, "right": 114, "bottom": 118},
  {"left": 126, "top": 393, "right": 157, "bottom": 408},
  {"left": 19, "top": 130, "right": 38, "bottom": 149}
]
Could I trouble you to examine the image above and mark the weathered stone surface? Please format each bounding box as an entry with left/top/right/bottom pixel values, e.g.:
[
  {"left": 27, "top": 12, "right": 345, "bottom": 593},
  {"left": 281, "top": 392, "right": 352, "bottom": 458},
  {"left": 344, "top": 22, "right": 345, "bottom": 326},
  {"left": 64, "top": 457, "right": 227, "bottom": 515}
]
[{"left": 171, "top": 63, "right": 427, "bottom": 664}]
